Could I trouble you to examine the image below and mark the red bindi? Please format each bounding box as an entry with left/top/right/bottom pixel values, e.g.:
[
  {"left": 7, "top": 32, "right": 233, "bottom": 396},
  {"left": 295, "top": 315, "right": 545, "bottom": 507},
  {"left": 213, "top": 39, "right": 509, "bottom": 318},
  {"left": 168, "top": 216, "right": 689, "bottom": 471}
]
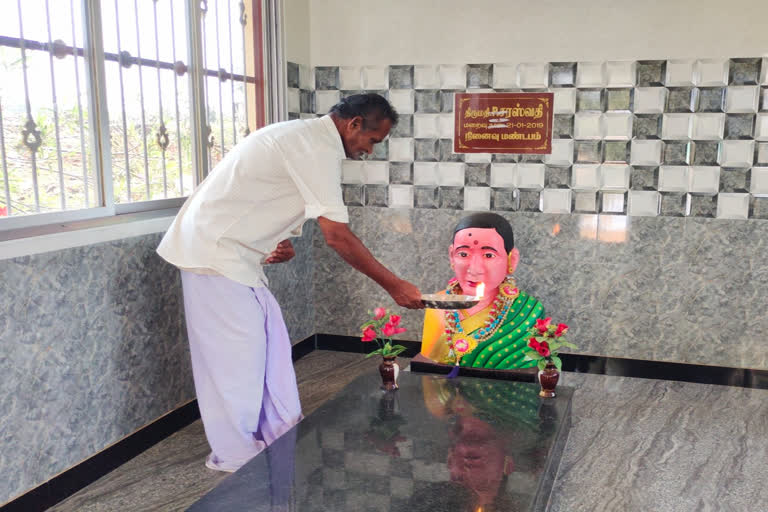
[{"left": 473, "top": 240, "right": 479, "bottom": 245}]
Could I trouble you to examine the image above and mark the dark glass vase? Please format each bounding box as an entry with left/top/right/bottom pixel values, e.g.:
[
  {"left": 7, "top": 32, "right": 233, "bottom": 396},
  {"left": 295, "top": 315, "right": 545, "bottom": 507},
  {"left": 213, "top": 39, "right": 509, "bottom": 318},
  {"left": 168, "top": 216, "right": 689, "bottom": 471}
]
[
  {"left": 538, "top": 362, "right": 559, "bottom": 398},
  {"left": 379, "top": 356, "right": 400, "bottom": 391}
]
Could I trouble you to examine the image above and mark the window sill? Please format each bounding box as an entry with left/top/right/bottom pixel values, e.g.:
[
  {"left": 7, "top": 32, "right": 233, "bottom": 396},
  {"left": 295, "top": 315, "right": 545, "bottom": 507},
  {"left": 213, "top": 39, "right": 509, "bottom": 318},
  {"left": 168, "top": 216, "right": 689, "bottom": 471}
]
[{"left": 0, "top": 208, "right": 179, "bottom": 261}]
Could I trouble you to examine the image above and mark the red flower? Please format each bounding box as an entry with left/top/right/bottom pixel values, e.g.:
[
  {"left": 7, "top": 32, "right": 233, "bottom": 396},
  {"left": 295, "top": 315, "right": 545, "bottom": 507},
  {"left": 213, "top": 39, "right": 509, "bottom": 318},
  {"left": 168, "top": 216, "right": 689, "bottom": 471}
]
[
  {"left": 373, "top": 307, "right": 387, "bottom": 320},
  {"left": 383, "top": 322, "right": 406, "bottom": 337},
  {"left": 555, "top": 323, "right": 569, "bottom": 337},
  {"left": 388, "top": 314, "right": 401, "bottom": 327},
  {"left": 535, "top": 317, "right": 552, "bottom": 334},
  {"left": 536, "top": 341, "right": 551, "bottom": 357},
  {"left": 527, "top": 337, "right": 541, "bottom": 351},
  {"left": 361, "top": 326, "right": 377, "bottom": 342},
  {"left": 0, "top": 206, "right": 6, "bottom": 217}
]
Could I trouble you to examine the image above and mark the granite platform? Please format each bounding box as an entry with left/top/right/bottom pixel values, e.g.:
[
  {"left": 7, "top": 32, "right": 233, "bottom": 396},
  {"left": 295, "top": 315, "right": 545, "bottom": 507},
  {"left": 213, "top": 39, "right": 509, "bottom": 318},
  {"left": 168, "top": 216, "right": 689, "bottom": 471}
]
[{"left": 188, "top": 372, "right": 573, "bottom": 512}]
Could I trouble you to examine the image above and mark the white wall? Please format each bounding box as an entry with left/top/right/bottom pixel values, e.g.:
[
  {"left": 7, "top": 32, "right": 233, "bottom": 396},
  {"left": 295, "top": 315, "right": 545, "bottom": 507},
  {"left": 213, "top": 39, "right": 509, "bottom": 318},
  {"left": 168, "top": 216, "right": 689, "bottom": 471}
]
[
  {"left": 285, "top": 0, "right": 311, "bottom": 65},
  {"left": 307, "top": 0, "right": 768, "bottom": 66}
]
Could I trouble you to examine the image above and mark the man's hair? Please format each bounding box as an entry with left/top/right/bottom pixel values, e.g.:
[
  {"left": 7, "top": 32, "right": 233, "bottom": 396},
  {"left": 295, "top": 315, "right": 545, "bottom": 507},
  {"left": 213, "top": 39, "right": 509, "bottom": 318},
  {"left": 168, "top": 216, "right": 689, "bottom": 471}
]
[
  {"left": 328, "top": 93, "right": 398, "bottom": 130},
  {"left": 453, "top": 213, "right": 515, "bottom": 253}
]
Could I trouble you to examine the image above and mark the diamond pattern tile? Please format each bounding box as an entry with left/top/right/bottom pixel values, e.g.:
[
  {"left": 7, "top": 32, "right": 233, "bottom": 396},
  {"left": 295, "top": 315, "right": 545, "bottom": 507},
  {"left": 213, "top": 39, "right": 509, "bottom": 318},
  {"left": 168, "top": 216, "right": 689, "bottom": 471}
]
[
  {"left": 606, "top": 88, "right": 633, "bottom": 111},
  {"left": 660, "top": 192, "right": 689, "bottom": 216},
  {"left": 439, "top": 186, "right": 464, "bottom": 209},
  {"left": 633, "top": 114, "right": 662, "bottom": 139},
  {"left": 467, "top": 64, "right": 493, "bottom": 88},
  {"left": 550, "top": 62, "right": 577, "bottom": 87},
  {"left": 628, "top": 190, "right": 660, "bottom": 216},
  {"left": 720, "top": 168, "right": 750, "bottom": 193},
  {"left": 636, "top": 61, "right": 666, "bottom": 87},
  {"left": 464, "top": 186, "right": 491, "bottom": 211},
  {"left": 729, "top": 58, "right": 762, "bottom": 85},
  {"left": 689, "top": 194, "right": 717, "bottom": 217},
  {"left": 666, "top": 87, "right": 698, "bottom": 113},
  {"left": 545, "top": 165, "right": 571, "bottom": 188},
  {"left": 572, "top": 190, "right": 597, "bottom": 213},
  {"left": 724, "top": 114, "right": 755, "bottom": 139},
  {"left": 630, "top": 166, "right": 659, "bottom": 190},
  {"left": 389, "top": 66, "right": 414, "bottom": 89},
  {"left": 491, "top": 188, "right": 518, "bottom": 211},
  {"left": 307, "top": 57, "right": 768, "bottom": 220},
  {"left": 698, "top": 87, "right": 725, "bottom": 112}
]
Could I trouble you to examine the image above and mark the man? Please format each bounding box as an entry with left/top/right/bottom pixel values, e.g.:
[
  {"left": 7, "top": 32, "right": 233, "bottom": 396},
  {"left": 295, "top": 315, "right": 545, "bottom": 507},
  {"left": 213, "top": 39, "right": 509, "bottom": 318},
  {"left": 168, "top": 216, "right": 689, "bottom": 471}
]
[{"left": 157, "top": 93, "right": 423, "bottom": 472}]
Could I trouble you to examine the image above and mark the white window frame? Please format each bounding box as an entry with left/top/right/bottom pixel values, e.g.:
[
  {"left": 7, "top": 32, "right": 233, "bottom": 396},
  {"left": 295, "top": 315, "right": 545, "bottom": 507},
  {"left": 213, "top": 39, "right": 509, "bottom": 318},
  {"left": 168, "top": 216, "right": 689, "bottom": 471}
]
[{"left": 0, "top": 0, "right": 284, "bottom": 241}]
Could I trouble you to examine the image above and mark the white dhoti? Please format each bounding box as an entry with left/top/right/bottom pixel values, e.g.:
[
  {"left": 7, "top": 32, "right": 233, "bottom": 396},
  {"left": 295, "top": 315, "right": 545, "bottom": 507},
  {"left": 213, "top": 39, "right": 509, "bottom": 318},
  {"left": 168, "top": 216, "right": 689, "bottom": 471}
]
[{"left": 180, "top": 270, "right": 302, "bottom": 472}]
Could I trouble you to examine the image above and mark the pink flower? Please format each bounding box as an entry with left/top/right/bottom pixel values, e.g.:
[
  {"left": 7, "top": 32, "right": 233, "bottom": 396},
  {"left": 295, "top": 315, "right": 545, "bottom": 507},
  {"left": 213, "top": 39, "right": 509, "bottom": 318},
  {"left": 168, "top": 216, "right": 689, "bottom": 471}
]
[
  {"left": 383, "top": 323, "right": 407, "bottom": 337},
  {"left": 535, "top": 317, "right": 552, "bottom": 334},
  {"left": 0, "top": 206, "right": 6, "bottom": 217},
  {"left": 361, "top": 326, "right": 377, "bottom": 342},
  {"left": 454, "top": 339, "right": 469, "bottom": 353},
  {"left": 373, "top": 307, "right": 387, "bottom": 320},
  {"left": 555, "top": 323, "right": 569, "bottom": 337},
  {"left": 388, "top": 314, "right": 401, "bottom": 327}
]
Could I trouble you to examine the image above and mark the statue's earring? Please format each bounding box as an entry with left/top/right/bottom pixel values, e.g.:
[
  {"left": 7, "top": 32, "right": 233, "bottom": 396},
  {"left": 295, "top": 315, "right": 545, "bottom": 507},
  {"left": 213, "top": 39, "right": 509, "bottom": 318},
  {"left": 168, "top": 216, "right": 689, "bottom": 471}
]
[{"left": 503, "top": 456, "right": 514, "bottom": 475}]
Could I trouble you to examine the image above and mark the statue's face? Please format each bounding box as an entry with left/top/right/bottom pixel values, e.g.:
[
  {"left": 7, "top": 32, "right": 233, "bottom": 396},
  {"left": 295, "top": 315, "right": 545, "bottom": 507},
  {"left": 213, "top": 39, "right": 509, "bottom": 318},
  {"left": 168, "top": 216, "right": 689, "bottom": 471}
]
[{"left": 449, "top": 228, "right": 508, "bottom": 296}]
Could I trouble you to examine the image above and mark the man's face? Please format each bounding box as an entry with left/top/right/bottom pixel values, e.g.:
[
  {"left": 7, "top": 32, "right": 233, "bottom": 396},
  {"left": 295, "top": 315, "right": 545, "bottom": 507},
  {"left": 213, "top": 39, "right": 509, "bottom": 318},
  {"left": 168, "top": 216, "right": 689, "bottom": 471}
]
[
  {"left": 449, "top": 227, "right": 508, "bottom": 296},
  {"left": 340, "top": 116, "right": 392, "bottom": 160}
]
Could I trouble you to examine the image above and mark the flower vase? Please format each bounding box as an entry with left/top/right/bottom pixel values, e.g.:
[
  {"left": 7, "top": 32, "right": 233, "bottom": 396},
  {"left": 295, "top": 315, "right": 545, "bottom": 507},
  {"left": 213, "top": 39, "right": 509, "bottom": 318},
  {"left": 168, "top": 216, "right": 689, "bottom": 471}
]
[
  {"left": 538, "top": 362, "right": 559, "bottom": 398},
  {"left": 379, "top": 356, "right": 400, "bottom": 391}
]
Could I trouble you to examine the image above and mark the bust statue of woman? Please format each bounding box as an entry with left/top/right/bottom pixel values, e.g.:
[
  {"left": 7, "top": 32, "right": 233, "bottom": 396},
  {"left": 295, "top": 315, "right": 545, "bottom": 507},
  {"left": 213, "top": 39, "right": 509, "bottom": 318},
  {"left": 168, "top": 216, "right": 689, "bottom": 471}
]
[{"left": 419, "top": 213, "right": 545, "bottom": 369}]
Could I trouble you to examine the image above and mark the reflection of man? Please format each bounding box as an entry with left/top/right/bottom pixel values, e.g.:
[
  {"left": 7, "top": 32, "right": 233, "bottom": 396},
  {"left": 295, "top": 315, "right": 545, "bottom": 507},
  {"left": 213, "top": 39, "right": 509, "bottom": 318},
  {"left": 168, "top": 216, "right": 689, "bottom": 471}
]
[
  {"left": 417, "top": 213, "right": 545, "bottom": 369},
  {"left": 157, "top": 94, "right": 423, "bottom": 472}
]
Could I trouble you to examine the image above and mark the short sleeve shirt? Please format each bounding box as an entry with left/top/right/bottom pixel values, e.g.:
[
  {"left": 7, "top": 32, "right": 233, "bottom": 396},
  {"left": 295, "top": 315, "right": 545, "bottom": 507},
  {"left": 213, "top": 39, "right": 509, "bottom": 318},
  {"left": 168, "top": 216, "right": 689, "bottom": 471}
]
[{"left": 157, "top": 115, "right": 348, "bottom": 287}]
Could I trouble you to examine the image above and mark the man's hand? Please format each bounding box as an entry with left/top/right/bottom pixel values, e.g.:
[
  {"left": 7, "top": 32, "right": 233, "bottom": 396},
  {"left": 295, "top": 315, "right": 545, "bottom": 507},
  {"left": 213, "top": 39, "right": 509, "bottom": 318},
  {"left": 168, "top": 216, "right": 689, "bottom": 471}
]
[
  {"left": 317, "top": 217, "right": 424, "bottom": 309},
  {"left": 387, "top": 279, "right": 425, "bottom": 309},
  {"left": 264, "top": 240, "right": 295, "bottom": 264}
]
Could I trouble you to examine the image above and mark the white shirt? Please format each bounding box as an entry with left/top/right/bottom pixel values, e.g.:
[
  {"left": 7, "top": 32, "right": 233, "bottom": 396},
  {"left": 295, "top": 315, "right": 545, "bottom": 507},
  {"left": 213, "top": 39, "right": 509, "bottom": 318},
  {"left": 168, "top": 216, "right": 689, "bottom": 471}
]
[{"left": 157, "top": 115, "right": 348, "bottom": 287}]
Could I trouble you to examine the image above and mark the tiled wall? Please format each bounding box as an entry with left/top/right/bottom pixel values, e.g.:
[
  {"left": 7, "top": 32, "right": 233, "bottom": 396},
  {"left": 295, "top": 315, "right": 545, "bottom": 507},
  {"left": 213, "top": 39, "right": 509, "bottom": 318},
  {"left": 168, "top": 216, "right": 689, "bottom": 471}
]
[
  {"left": 0, "top": 228, "right": 315, "bottom": 505},
  {"left": 287, "top": 59, "right": 768, "bottom": 220}
]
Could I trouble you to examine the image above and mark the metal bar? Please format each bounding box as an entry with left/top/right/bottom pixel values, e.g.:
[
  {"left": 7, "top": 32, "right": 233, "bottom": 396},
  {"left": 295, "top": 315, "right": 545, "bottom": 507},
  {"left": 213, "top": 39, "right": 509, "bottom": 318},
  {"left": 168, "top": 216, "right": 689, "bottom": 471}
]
[
  {"left": 169, "top": 0, "right": 184, "bottom": 195},
  {"left": 114, "top": 0, "right": 131, "bottom": 201},
  {"left": 186, "top": 0, "right": 209, "bottom": 183},
  {"left": 201, "top": 2, "right": 212, "bottom": 170},
  {"left": 0, "top": 102, "right": 11, "bottom": 216},
  {"left": 45, "top": 0, "right": 67, "bottom": 210},
  {"left": 227, "top": 0, "right": 237, "bottom": 145},
  {"left": 0, "top": 35, "right": 258, "bottom": 83},
  {"left": 133, "top": 0, "right": 151, "bottom": 200},
  {"left": 83, "top": 0, "right": 114, "bottom": 210},
  {"left": 240, "top": 1, "right": 249, "bottom": 136},
  {"left": 215, "top": 0, "right": 225, "bottom": 156},
  {"left": 153, "top": 0, "right": 168, "bottom": 198},
  {"left": 251, "top": 0, "right": 266, "bottom": 129},
  {"left": 70, "top": 0, "right": 89, "bottom": 207},
  {"left": 17, "top": 0, "right": 41, "bottom": 212},
  {"left": 265, "top": 0, "right": 285, "bottom": 123}
]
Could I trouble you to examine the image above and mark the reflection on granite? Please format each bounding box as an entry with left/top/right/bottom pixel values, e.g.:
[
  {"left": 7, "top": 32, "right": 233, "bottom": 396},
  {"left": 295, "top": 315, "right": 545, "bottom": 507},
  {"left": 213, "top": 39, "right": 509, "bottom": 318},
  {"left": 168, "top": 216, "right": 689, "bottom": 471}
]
[
  {"left": 313, "top": 207, "right": 768, "bottom": 370},
  {"left": 0, "top": 233, "right": 194, "bottom": 505},
  {"left": 264, "top": 223, "right": 317, "bottom": 343},
  {"left": 190, "top": 373, "right": 572, "bottom": 512}
]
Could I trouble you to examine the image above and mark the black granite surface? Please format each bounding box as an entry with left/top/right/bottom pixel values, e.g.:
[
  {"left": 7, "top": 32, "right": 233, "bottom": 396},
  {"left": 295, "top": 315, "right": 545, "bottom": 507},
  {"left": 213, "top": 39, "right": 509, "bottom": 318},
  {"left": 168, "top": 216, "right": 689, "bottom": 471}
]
[{"left": 189, "top": 373, "right": 572, "bottom": 512}]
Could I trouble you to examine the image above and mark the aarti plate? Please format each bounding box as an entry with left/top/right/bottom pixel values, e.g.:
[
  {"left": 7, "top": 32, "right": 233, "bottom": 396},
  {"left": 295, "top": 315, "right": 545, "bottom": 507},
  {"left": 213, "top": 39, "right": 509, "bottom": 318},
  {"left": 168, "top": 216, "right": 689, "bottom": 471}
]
[{"left": 421, "top": 294, "right": 480, "bottom": 310}]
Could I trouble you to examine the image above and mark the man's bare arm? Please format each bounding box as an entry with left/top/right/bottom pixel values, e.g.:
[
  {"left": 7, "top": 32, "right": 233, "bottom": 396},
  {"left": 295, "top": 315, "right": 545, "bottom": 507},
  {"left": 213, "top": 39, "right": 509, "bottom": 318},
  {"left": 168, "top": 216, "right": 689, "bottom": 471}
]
[{"left": 317, "top": 217, "right": 423, "bottom": 309}]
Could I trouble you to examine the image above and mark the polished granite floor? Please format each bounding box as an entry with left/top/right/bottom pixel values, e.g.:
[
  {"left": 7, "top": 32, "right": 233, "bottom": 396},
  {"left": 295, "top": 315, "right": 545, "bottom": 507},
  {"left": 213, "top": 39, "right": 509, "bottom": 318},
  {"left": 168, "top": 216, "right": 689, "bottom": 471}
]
[{"left": 48, "top": 351, "right": 768, "bottom": 512}]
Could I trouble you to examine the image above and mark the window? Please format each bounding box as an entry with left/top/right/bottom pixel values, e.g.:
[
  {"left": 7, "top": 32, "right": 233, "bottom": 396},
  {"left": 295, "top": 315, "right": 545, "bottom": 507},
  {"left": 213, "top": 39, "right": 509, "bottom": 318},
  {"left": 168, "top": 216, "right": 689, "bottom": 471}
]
[{"left": 0, "top": 0, "right": 272, "bottom": 230}]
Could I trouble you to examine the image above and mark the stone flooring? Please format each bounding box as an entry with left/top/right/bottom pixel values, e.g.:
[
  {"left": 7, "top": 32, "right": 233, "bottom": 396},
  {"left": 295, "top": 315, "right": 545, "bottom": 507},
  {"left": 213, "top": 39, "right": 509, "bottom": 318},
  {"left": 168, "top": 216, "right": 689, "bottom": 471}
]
[
  {"left": 48, "top": 351, "right": 393, "bottom": 512},
  {"left": 47, "top": 350, "right": 768, "bottom": 511}
]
